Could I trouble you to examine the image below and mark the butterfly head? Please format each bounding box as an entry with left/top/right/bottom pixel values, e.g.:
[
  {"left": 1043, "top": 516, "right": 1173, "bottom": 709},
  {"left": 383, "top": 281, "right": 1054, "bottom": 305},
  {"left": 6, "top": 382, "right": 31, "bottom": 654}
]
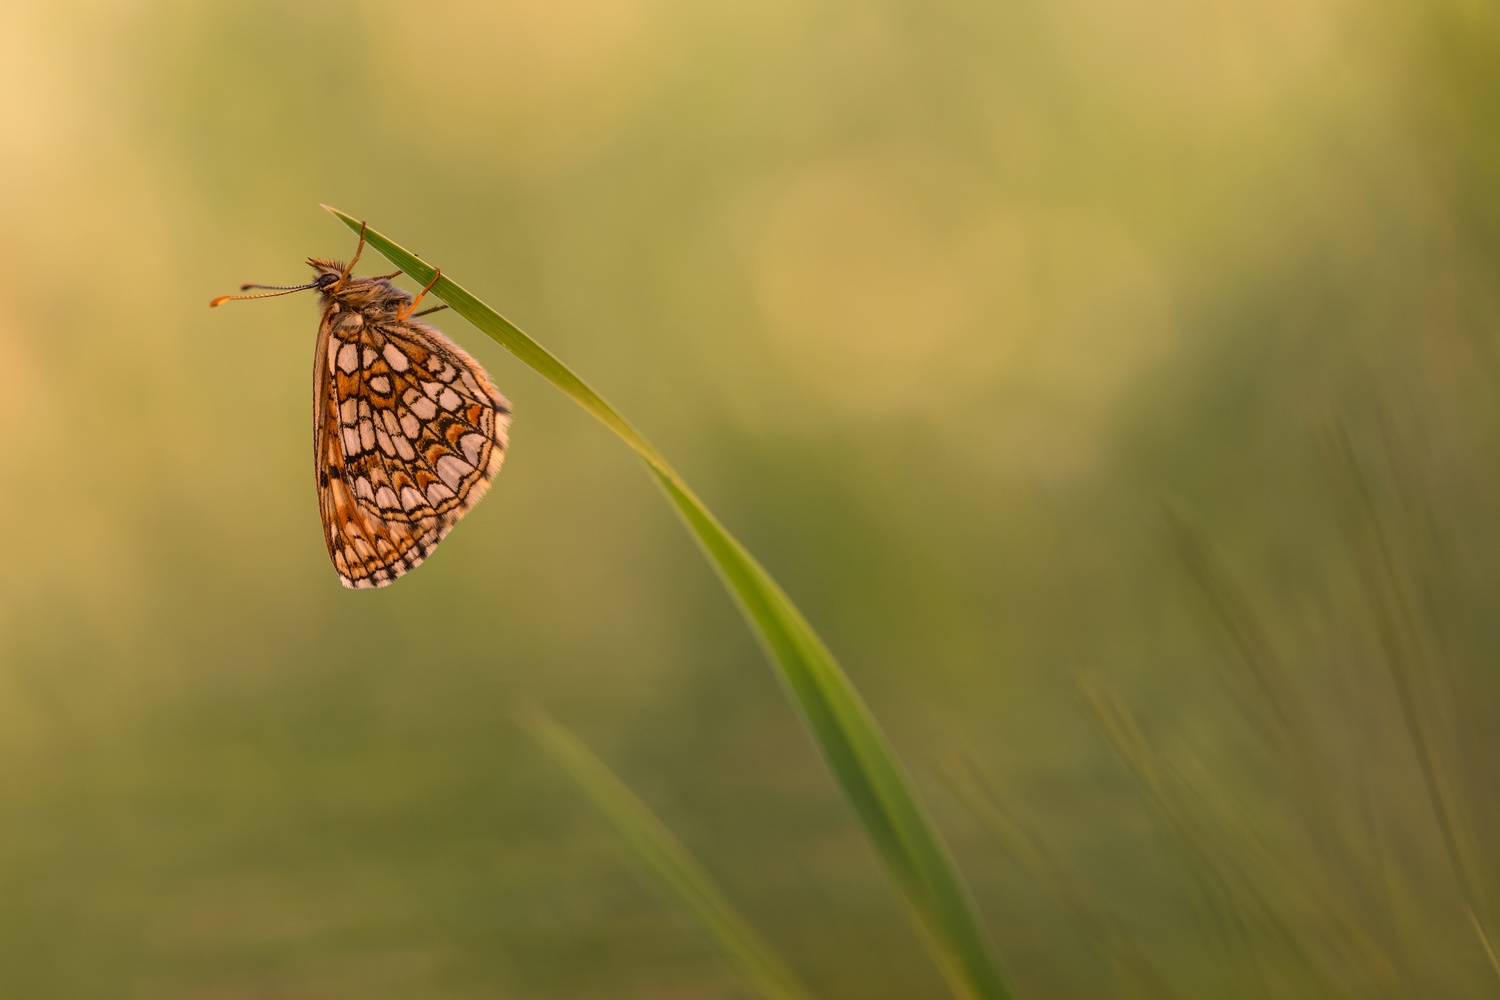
[
  {"left": 209, "top": 225, "right": 408, "bottom": 314},
  {"left": 307, "top": 258, "right": 345, "bottom": 288}
]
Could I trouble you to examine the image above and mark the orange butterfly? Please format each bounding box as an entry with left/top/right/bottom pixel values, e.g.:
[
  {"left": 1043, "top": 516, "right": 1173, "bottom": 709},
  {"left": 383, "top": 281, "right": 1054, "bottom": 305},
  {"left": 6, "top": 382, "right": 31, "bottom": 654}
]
[{"left": 213, "top": 224, "right": 510, "bottom": 588}]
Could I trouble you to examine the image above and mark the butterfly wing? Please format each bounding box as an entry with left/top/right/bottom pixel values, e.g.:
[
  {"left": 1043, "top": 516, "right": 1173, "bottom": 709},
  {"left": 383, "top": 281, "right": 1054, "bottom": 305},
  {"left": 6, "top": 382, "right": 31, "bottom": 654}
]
[{"left": 315, "top": 311, "right": 511, "bottom": 588}]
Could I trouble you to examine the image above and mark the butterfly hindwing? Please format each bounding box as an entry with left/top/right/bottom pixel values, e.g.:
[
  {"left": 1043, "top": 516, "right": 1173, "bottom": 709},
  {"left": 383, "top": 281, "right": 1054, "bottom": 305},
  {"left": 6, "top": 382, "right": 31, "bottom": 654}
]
[{"left": 316, "top": 311, "right": 510, "bottom": 589}]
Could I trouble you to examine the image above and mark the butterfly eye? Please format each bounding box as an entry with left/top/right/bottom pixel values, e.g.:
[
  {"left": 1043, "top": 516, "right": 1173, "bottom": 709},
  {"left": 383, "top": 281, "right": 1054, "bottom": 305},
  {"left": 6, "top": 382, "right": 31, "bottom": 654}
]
[{"left": 317, "top": 273, "right": 339, "bottom": 288}]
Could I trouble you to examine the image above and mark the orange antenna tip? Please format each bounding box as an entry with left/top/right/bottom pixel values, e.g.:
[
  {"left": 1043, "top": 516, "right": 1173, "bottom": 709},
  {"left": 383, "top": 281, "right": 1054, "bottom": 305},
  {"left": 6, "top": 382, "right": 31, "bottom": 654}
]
[{"left": 209, "top": 295, "right": 232, "bottom": 307}]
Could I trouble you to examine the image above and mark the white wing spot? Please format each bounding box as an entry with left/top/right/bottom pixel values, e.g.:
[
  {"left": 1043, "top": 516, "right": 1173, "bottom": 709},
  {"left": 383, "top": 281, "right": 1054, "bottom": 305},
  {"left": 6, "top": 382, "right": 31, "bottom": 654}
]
[
  {"left": 359, "top": 419, "right": 376, "bottom": 452},
  {"left": 340, "top": 398, "right": 358, "bottom": 423},
  {"left": 362, "top": 346, "right": 378, "bottom": 369},
  {"left": 394, "top": 435, "right": 416, "bottom": 461},
  {"left": 460, "top": 433, "right": 486, "bottom": 465},
  {"left": 327, "top": 336, "right": 343, "bottom": 369},
  {"left": 355, "top": 477, "right": 375, "bottom": 502},
  {"left": 342, "top": 426, "right": 361, "bottom": 455},
  {"left": 376, "top": 428, "right": 395, "bottom": 457},
  {"left": 399, "top": 412, "right": 420, "bottom": 438},
  {"left": 400, "top": 486, "right": 424, "bottom": 511},
  {"left": 376, "top": 486, "right": 399, "bottom": 509},
  {"left": 383, "top": 343, "right": 410, "bottom": 371},
  {"left": 337, "top": 342, "right": 359, "bottom": 373},
  {"left": 436, "top": 454, "right": 474, "bottom": 489},
  {"left": 369, "top": 375, "right": 391, "bottom": 394},
  {"left": 438, "top": 387, "right": 461, "bottom": 412},
  {"left": 410, "top": 396, "right": 438, "bottom": 421},
  {"left": 426, "top": 482, "right": 456, "bottom": 506},
  {"left": 422, "top": 381, "right": 443, "bottom": 399}
]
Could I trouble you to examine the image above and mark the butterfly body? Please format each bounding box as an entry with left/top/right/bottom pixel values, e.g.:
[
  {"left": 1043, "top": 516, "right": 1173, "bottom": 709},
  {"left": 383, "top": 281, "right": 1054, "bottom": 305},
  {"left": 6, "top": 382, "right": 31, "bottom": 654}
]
[{"left": 213, "top": 231, "right": 510, "bottom": 590}]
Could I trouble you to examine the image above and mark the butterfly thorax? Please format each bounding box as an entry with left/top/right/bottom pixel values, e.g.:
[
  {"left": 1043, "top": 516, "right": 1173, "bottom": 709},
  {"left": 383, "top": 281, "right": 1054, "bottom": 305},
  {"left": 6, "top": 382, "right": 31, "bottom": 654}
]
[{"left": 306, "top": 258, "right": 413, "bottom": 319}]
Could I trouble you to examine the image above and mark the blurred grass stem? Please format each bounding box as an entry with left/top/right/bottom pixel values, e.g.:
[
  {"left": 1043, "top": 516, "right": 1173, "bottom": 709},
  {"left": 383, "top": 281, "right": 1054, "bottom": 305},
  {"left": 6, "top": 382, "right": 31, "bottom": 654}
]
[
  {"left": 520, "top": 705, "right": 818, "bottom": 1000},
  {"left": 943, "top": 757, "right": 1186, "bottom": 1000},
  {"left": 1322, "top": 420, "right": 1500, "bottom": 982}
]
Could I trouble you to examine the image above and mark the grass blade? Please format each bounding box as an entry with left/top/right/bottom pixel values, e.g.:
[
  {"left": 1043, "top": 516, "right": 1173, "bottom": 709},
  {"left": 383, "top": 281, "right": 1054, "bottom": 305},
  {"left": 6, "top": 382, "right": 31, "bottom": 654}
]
[
  {"left": 323, "top": 207, "right": 1011, "bottom": 1000},
  {"left": 941, "top": 758, "right": 1186, "bottom": 1000},
  {"left": 1320, "top": 420, "right": 1500, "bottom": 982},
  {"left": 520, "top": 706, "right": 817, "bottom": 1000}
]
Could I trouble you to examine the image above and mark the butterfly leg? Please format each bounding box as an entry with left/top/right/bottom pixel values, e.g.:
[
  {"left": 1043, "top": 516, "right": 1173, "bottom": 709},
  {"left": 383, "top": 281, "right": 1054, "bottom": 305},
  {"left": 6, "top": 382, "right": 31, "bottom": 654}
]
[
  {"left": 340, "top": 221, "right": 368, "bottom": 281},
  {"left": 396, "top": 268, "right": 442, "bottom": 322},
  {"left": 412, "top": 305, "right": 450, "bottom": 318}
]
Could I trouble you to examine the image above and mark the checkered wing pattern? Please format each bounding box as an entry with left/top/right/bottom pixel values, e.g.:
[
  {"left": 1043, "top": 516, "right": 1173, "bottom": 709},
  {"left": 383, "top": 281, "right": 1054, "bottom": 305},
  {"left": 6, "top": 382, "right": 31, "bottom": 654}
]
[{"left": 315, "top": 313, "right": 510, "bottom": 588}]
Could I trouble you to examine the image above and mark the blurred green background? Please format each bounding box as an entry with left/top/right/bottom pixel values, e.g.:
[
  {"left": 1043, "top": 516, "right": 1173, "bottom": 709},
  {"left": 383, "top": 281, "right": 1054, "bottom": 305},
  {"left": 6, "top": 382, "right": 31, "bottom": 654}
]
[{"left": 2, "top": 0, "right": 1498, "bottom": 996}]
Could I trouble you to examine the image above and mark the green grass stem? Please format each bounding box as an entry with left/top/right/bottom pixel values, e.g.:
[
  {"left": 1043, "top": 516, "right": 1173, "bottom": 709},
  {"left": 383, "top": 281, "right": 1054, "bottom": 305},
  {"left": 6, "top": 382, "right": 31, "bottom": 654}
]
[
  {"left": 520, "top": 705, "right": 817, "bottom": 1000},
  {"left": 324, "top": 207, "right": 1011, "bottom": 1000}
]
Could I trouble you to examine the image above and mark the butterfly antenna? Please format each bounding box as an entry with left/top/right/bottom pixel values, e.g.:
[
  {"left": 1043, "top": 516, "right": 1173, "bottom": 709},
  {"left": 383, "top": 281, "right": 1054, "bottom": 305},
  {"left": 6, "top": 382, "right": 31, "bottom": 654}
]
[{"left": 209, "top": 281, "right": 320, "bottom": 307}]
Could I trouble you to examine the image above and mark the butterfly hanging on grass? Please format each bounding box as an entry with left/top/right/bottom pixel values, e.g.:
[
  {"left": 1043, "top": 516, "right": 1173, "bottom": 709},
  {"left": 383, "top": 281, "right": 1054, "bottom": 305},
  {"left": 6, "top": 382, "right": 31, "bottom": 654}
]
[{"left": 212, "top": 223, "right": 511, "bottom": 588}]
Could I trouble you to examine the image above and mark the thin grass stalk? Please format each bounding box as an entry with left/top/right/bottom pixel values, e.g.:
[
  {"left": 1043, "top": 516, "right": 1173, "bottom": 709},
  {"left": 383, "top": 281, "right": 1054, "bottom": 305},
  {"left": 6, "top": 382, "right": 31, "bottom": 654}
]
[
  {"left": 942, "top": 758, "right": 1186, "bottom": 1000},
  {"left": 1078, "top": 679, "right": 1267, "bottom": 1000},
  {"left": 1162, "top": 507, "right": 1302, "bottom": 742},
  {"left": 520, "top": 706, "right": 818, "bottom": 1000},
  {"left": 1164, "top": 509, "right": 1403, "bottom": 991},
  {"left": 323, "top": 208, "right": 1011, "bottom": 1000},
  {"left": 1085, "top": 679, "right": 1367, "bottom": 998},
  {"left": 1373, "top": 410, "right": 1500, "bottom": 860},
  {"left": 1321, "top": 420, "right": 1500, "bottom": 981},
  {"left": 1168, "top": 746, "right": 1395, "bottom": 994}
]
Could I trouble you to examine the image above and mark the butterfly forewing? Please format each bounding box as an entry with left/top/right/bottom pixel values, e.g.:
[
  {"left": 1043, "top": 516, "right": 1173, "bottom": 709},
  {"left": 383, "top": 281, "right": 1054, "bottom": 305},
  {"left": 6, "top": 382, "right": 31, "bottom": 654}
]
[{"left": 316, "top": 311, "right": 510, "bottom": 589}]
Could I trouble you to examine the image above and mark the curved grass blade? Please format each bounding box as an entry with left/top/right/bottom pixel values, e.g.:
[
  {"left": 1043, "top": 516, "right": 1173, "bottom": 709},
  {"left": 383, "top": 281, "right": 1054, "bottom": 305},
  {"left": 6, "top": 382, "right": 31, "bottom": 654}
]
[
  {"left": 520, "top": 705, "right": 818, "bottom": 1000},
  {"left": 323, "top": 207, "right": 1011, "bottom": 1000}
]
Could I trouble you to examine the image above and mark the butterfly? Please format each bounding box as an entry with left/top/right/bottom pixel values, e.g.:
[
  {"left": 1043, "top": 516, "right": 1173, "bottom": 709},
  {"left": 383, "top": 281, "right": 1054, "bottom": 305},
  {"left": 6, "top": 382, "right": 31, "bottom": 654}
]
[{"left": 212, "top": 223, "right": 510, "bottom": 588}]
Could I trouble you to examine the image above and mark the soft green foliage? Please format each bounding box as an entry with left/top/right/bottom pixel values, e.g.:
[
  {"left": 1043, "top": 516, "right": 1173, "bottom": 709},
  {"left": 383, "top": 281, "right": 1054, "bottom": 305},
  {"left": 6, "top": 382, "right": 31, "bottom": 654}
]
[
  {"left": 521, "top": 705, "right": 817, "bottom": 1000},
  {"left": 327, "top": 208, "right": 1011, "bottom": 1000}
]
